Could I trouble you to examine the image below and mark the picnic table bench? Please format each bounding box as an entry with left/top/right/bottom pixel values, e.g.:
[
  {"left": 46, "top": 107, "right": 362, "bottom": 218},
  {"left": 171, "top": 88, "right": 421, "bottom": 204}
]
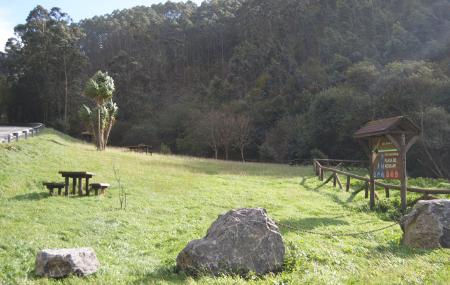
[
  {"left": 89, "top": 183, "right": 110, "bottom": 195},
  {"left": 128, "top": 144, "right": 152, "bottom": 155},
  {"left": 59, "top": 171, "right": 94, "bottom": 196},
  {"left": 43, "top": 182, "right": 65, "bottom": 195},
  {"left": 43, "top": 171, "right": 110, "bottom": 197}
]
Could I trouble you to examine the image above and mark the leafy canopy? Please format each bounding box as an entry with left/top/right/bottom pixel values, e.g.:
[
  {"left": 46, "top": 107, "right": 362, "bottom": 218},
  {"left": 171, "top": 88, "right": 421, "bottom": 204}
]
[{"left": 84, "top": 71, "right": 115, "bottom": 102}]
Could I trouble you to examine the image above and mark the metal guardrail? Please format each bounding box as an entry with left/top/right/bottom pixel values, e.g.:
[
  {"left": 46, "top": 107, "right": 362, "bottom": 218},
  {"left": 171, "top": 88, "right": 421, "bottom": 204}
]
[{"left": 0, "top": 123, "right": 45, "bottom": 144}]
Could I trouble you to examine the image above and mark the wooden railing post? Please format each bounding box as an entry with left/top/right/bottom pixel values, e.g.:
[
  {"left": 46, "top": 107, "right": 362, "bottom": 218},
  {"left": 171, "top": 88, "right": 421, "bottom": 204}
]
[
  {"left": 369, "top": 152, "right": 376, "bottom": 210},
  {"left": 346, "top": 176, "right": 350, "bottom": 192},
  {"left": 365, "top": 182, "right": 369, "bottom": 199},
  {"left": 320, "top": 167, "right": 324, "bottom": 181},
  {"left": 333, "top": 173, "right": 337, "bottom": 187},
  {"left": 385, "top": 187, "right": 390, "bottom": 198},
  {"left": 400, "top": 134, "right": 407, "bottom": 213}
]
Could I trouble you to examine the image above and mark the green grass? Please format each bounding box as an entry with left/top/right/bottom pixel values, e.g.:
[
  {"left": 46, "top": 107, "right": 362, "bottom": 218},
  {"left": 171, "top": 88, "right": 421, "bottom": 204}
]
[{"left": 0, "top": 129, "right": 449, "bottom": 284}]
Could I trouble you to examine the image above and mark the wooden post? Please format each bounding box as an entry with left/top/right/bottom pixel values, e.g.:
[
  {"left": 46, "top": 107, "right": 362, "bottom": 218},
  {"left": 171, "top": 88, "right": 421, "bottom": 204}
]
[
  {"left": 72, "top": 178, "right": 77, "bottom": 195},
  {"left": 333, "top": 173, "right": 337, "bottom": 187},
  {"left": 385, "top": 187, "right": 390, "bottom": 198},
  {"left": 78, "top": 177, "right": 82, "bottom": 196},
  {"left": 336, "top": 175, "right": 343, "bottom": 190},
  {"left": 369, "top": 151, "right": 376, "bottom": 210},
  {"left": 400, "top": 133, "right": 407, "bottom": 213},
  {"left": 365, "top": 182, "right": 369, "bottom": 198},
  {"left": 64, "top": 177, "right": 69, "bottom": 196},
  {"left": 7, "top": 134, "right": 10, "bottom": 143},
  {"left": 346, "top": 176, "right": 351, "bottom": 192},
  {"left": 85, "top": 177, "right": 90, "bottom": 196},
  {"left": 320, "top": 168, "right": 324, "bottom": 181}
]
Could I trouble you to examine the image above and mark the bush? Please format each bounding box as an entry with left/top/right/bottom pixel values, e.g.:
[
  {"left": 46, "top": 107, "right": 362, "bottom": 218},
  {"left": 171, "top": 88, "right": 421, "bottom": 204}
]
[
  {"left": 310, "top": 148, "right": 327, "bottom": 159},
  {"left": 160, "top": 143, "right": 172, "bottom": 154}
]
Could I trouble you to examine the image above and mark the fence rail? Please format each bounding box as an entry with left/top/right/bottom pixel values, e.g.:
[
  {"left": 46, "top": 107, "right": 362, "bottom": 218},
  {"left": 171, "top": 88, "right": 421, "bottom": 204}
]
[
  {"left": 313, "top": 159, "right": 450, "bottom": 205},
  {"left": 0, "top": 123, "right": 44, "bottom": 144}
]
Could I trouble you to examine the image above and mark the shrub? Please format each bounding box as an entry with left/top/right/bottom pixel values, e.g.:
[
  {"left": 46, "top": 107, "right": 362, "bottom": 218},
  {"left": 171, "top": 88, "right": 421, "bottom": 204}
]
[{"left": 160, "top": 143, "right": 172, "bottom": 154}]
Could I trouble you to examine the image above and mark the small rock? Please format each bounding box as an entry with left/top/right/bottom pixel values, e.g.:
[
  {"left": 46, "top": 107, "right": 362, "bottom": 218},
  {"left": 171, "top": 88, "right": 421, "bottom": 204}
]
[
  {"left": 177, "top": 208, "right": 285, "bottom": 276},
  {"left": 35, "top": 247, "right": 100, "bottom": 278},
  {"left": 401, "top": 199, "right": 450, "bottom": 249}
]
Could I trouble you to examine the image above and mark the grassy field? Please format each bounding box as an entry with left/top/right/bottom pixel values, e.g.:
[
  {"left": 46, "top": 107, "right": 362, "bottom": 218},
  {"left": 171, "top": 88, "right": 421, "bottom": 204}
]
[{"left": 0, "top": 129, "right": 449, "bottom": 285}]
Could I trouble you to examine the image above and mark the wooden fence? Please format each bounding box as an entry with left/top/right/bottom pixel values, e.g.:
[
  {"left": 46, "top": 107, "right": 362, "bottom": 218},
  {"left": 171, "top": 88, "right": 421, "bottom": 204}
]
[{"left": 313, "top": 159, "right": 450, "bottom": 204}]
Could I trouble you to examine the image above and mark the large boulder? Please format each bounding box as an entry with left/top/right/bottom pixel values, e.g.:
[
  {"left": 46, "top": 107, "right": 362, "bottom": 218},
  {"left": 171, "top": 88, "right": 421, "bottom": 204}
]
[
  {"left": 400, "top": 199, "right": 450, "bottom": 249},
  {"left": 35, "top": 247, "right": 100, "bottom": 278},
  {"left": 177, "top": 208, "right": 285, "bottom": 276}
]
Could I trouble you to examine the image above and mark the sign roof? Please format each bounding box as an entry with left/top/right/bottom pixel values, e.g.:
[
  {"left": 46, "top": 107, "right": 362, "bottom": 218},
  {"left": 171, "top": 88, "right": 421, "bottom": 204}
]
[{"left": 354, "top": 116, "right": 420, "bottom": 139}]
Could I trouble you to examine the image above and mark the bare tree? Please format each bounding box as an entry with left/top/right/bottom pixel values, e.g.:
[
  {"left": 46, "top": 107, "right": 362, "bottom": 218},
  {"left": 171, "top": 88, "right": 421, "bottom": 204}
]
[
  {"left": 199, "top": 111, "right": 223, "bottom": 159},
  {"left": 416, "top": 107, "right": 450, "bottom": 178},
  {"left": 234, "top": 115, "right": 252, "bottom": 162},
  {"left": 218, "top": 114, "right": 235, "bottom": 160}
]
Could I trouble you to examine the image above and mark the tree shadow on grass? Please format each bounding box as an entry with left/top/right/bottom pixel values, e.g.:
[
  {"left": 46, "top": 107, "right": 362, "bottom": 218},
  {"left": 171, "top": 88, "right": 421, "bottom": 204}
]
[
  {"left": 299, "top": 176, "right": 310, "bottom": 187},
  {"left": 301, "top": 176, "right": 367, "bottom": 208},
  {"left": 368, "top": 240, "right": 431, "bottom": 258},
  {"left": 132, "top": 265, "right": 187, "bottom": 285},
  {"left": 10, "top": 191, "right": 49, "bottom": 201},
  {"left": 46, "top": 138, "right": 67, "bottom": 146},
  {"left": 151, "top": 160, "right": 308, "bottom": 178},
  {"left": 278, "top": 217, "right": 349, "bottom": 233}
]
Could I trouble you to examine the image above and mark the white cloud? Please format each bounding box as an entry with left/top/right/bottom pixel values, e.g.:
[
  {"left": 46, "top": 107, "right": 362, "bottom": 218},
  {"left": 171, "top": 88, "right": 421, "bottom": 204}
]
[{"left": 0, "top": 8, "right": 15, "bottom": 52}]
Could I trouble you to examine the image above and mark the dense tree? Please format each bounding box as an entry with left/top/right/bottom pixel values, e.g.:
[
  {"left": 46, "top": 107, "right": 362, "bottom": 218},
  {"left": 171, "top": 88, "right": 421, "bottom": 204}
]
[
  {"left": 3, "top": 1, "right": 450, "bottom": 177},
  {"left": 4, "top": 6, "right": 86, "bottom": 127}
]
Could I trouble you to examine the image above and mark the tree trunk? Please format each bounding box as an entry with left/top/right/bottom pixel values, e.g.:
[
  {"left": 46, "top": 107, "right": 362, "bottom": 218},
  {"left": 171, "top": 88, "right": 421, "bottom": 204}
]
[
  {"left": 63, "top": 55, "right": 68, "bottom": 123},
  {"left": 240, "top": 145, "right": 245, "bottom": 162},
  {"left": 104, "top": 118, "right": 115, "bottom": 149},
  {"left": 97, "top": 106, "right": 103, "bottom": 150}
]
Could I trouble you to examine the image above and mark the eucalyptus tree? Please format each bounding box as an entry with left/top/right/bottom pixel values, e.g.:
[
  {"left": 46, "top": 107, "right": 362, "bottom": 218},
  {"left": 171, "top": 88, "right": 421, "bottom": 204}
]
[
  {"left": 4, "top": 0, "right": 450, "bottom": 173},
  {"left": 4, "top": 5, "right": 86, "bottom": 125}
]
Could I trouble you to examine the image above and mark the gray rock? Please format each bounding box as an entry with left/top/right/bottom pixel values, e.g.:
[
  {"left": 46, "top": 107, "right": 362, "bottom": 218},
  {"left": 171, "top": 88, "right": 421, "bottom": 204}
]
[
  {"left": 35, "top": 247, "right": 100, "bottom": 278},
  {"left": 177, "top": 208, "right": 285, "bottom": 276},
  {"left": 400, "top": 199, "right": 450, "bottom": 249}
]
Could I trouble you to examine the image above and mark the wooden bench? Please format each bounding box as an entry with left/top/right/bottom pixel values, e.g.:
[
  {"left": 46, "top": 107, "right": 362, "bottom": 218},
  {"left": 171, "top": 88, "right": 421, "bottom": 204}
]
[
  {"left": 89, "top": 183, "right": 110, "bottom": 195},
  {"left": 43, "top": 182, "right": 65, "bottom": 195}
]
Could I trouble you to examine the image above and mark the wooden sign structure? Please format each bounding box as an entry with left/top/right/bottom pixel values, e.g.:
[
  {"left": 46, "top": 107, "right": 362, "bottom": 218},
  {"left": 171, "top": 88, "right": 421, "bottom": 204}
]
[
  {"left": 373, "top": 137, "right": 400, "bottom": 180},
  {"left": 354, "top": 116, "right": 420, "bottom": 212}
]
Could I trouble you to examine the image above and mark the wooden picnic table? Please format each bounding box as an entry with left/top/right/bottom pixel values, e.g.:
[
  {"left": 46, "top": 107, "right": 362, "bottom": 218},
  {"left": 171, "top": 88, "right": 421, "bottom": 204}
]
[
  {"left": 128, "top": 144, "right": 152, "bottom": 155},
  {"left": 58, "top": 171, "right": 94, "bottom": 196}
]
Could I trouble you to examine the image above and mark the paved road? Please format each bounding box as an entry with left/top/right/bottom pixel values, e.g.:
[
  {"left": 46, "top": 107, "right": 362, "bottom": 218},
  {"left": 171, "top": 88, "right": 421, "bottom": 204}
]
[{"left": 0, "top": 124, "right": 43, "bottom": 142}]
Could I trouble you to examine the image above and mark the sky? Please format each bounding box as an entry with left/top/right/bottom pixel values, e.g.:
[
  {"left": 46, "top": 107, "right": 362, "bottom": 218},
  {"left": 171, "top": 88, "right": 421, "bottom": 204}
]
[{"left": 0, "top": 0, "right": 203, "bottom": 52}]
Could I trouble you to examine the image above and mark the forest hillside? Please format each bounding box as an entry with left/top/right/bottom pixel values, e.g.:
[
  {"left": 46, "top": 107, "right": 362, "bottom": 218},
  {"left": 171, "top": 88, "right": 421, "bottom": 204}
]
[{"left": 1, "top": 0, "right": 450, "bottom": 177}]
